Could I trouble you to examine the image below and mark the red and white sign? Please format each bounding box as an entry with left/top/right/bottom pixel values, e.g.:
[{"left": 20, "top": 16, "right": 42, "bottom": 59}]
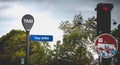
[{"left": 94, "top": 33, "right": 118, "bottom": 58}]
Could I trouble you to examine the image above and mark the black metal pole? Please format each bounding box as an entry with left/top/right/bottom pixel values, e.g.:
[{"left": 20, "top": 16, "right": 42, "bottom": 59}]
[
  {"left": 26, "top": 31, "right": 30, "bottom": 65},
  {"left": 98, "top": 56, "right": 101, "bottom": 65},
  {"left": 95, "top": 3, "right": 113, "bottom": 65}
]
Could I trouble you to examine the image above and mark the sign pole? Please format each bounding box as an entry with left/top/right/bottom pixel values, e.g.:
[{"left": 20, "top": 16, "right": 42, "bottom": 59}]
[
  {"left": 95, "top": 3, "right": 113, "bottom": 65},
  {"left": 22, "top": 14, "right": 34, "bottom": 65},
  {"left": 26, "top": 31, "right": 30, "bottom": 65},
  {"left": 98, "top": 56, "right": 100, "bottom": 65}
]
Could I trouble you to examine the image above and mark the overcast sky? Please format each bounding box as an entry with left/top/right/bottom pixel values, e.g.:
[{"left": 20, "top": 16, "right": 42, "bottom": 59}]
[{"left": 0, "top": 0, "right": 120, "bottom": 59}]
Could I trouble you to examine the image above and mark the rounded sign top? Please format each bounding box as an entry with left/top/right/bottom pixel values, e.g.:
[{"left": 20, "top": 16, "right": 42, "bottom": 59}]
[
  {"left": 94, "top": 33, "right": 118, "bottom": 58},
  {"left": 22, "top": 14, "right": 34, "bottom": 31}
]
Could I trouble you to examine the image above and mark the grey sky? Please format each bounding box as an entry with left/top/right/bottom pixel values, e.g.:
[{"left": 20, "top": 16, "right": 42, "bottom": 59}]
[
  {"left": 0, "top": 0, "right": 120, "bottom": 20},
  {"left": 0, "top": 0, "right": 120, "bottom": 36}
]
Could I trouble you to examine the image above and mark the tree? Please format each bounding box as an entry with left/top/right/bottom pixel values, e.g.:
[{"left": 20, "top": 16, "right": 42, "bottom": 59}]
[
  {"left": 58, "top": 13, "right": 96, "bottom": 65},
  {"left": 0, "top": 30, "right": 26, "bottom": 65},
  {"left": 0, "top": 30, "right": 52, "bottom": 65},
  {"left": 112, "top": 24, "right": 120, "bottom": 65},
  {"left": 30, "top": 41, "right": 52, "bottom": 65},
  {"left": 0, "top": 13, "right": 97, "bottom": 65}
]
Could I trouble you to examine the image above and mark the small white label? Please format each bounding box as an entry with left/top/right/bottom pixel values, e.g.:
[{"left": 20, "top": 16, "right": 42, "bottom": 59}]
[{"left": 98, "top": 38, "right": 103, "bottom": 42}]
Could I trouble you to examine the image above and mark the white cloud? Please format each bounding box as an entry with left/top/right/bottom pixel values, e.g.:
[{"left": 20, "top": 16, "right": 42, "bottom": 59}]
[
  {"left": 30, "top": 12, "right": 63, "bottom": 46},
  {"left": 0, "top": 1, "right": 63, "bottom": 49},
  {"left": 6, "top": 4, "right": 63, "bottom": 48}
]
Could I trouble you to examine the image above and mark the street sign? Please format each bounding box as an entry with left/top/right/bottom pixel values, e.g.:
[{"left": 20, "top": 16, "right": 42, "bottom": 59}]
[
  {"left": 30, "top": 35, "right": 53, "bottom": 42},
  {"left": 21, "top": 58, "right": 24, "bottom": 65},
  {"left": 94, "top": 33, "right": 118, "bottom": 58},
  {"left": 22, "top": 14, "right": 34, "bottom": 32},
  {"left": 22, "top": 14, "right": 34, "bottom": 65}
]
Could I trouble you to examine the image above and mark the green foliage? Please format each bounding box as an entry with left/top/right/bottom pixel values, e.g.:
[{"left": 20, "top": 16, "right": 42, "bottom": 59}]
[
  {"left": 55, "top": 13, "right": 96, "bottom": 65},
  {"left": 0, "top": 30, "right": 26, "bottom": 65},
  {"left": 30, "top": 42, "right": 52, "bottom": 65},
  {"left": 0, "top": 13, "right": 97, "bottom": 65},
  {"left": 111, "top": 24, "right": 120, "bottom": 65},
  {"left": 0, "top": 30, "right": 52, "bottom": 65}
]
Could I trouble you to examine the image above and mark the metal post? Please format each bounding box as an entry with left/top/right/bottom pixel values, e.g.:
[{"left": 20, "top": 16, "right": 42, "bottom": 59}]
[
  {"left": 26, "top": 31, "right": 30, "bottom": 65},
  {"left": 95, "top": 3, "right": 113, "bottom": 65},
  {"left": 99, "top": 56, "right": 100, "bottom": 65},
  {"left": 22, "top": 14, "right": 34, "bottom": 65}
]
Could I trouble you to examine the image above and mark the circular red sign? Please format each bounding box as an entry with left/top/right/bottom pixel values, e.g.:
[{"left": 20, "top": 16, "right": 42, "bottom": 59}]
[{"left": 94, "top": 33, "right": 118, "bottom": 58}]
